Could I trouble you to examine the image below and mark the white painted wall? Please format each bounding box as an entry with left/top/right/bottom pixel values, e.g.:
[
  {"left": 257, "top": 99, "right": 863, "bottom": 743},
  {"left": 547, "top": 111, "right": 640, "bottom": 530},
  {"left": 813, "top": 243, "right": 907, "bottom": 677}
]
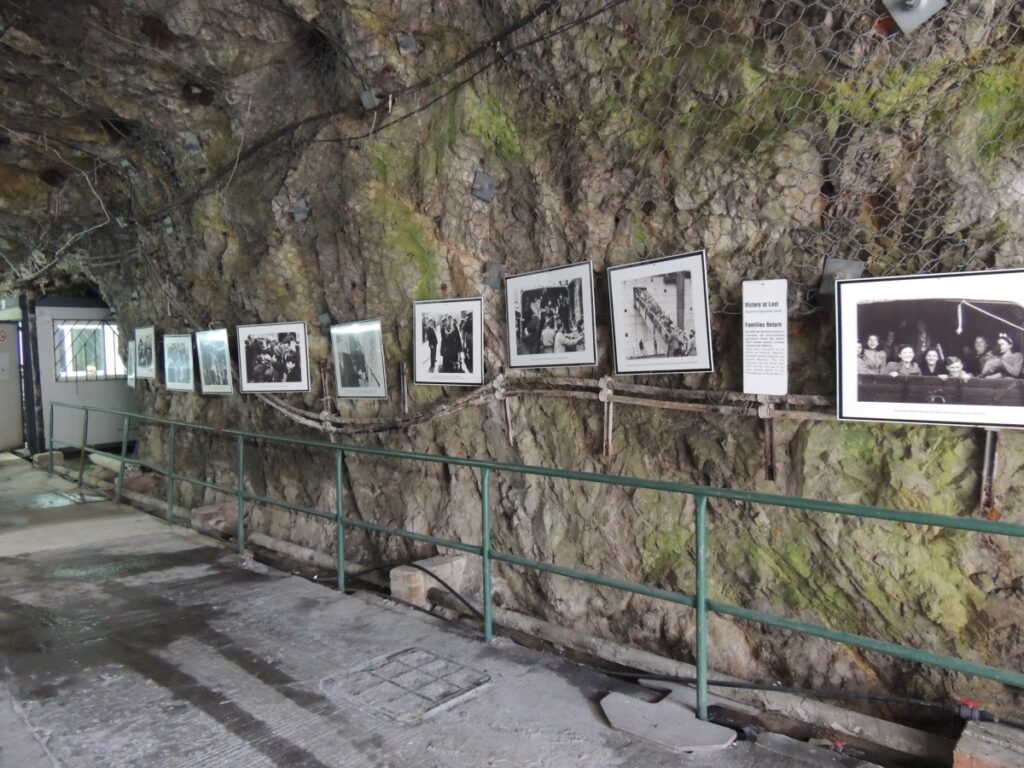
[
  {"left": 0, "top": 322, "right": 23, "bottom": 451},
  {"left": 36, "top": 304, "right": 139, "bottom": 449}
]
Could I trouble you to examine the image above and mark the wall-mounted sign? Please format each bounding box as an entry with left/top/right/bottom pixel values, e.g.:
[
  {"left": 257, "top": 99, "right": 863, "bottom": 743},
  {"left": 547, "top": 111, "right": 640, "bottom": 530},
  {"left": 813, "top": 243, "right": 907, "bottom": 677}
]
[{"left": 743, "top": 280, "right": 788, "bottom": 396}]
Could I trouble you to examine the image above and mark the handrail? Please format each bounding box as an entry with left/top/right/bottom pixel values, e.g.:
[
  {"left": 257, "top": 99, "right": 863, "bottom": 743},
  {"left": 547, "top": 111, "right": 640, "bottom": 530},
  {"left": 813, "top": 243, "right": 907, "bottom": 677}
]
[{"left": 47, "top": 400, "right": 1024, "bottom": 720}]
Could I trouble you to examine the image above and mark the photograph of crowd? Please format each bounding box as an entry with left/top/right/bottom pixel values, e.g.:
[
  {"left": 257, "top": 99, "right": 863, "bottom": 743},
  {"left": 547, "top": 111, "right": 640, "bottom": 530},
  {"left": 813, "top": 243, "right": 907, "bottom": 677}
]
[
  {"left": 135, "top": 326, "right": 155, "bottom": 379},
  {"left": 195, "top": 329, "right": 233, "bottom": 395},
  {"left": 414, "top": 298, "right": 483, "bottom": 386},
  {"left": 505, "top": 262, "right": 596, "bottom": 369},
  {"left": 163, "top": 334, "right": 194, "bottom": 391},
  {"left": 608, "top": 251, "right": 714, "bottom": 374},
  {"left": 837, "top": 270, "right": 1024, "bottom": 428},
  {"left": 237, "top": 322, "right": 310, "bottom": 393},
  {"left": 331, "top": 320, "right": 387, "bottom": 398}
]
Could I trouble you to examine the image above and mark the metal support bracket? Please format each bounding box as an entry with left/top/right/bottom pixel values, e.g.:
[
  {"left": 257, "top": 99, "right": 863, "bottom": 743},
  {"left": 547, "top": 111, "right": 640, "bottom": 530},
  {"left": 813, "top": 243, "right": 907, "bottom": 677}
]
[
  {"left": 758, "top": 396, "right": 776, "bottom": 482},
  {"left": 980, "top": 428, "right": 999, "bottom": 517},
  {"left": 599, "top": 377, "right": 614, "bottom": 458}
]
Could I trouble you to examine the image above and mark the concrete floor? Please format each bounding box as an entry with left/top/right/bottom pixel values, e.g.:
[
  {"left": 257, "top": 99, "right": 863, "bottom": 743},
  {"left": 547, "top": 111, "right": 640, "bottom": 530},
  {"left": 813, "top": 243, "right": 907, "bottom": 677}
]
[{"left": 0, "top": 454, "right": 867, "bottom": 767}]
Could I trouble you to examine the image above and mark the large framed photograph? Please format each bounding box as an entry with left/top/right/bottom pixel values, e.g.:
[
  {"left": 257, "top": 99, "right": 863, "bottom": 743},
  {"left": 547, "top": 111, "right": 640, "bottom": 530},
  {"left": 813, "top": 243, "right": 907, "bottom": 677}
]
[
  {"left": 413, "top": 298, "right": 483, "bottom": 386},
  {"left": 505, "top": 262, "right": 597, "bottom": 368},
  {"left": 607, "top": 250, "right": 713, "bottom": 374},
  {"left": 195, "top": 329, "right": 233, "bottom": 395},
  {"left": 135, "top": 326, "right": 156, "bottom": 379},
  {"left": 331, "top": 320, "right": 388, "bottom": 398},
  {"left": 837, "top": 269, "right": 1024, "bottom": 428},
  {"left": 163, "top": 334, "right": 195, "bottom": 392},
  {"left": 237, "top": 321, "right": 310, "bottom": 393}
]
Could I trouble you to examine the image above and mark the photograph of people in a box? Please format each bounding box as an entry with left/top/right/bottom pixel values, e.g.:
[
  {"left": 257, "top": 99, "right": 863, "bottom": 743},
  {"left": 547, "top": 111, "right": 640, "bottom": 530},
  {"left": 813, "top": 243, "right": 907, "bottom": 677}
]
[{"left": 837, "top": 269, "right": 1024, "bottom": 428}]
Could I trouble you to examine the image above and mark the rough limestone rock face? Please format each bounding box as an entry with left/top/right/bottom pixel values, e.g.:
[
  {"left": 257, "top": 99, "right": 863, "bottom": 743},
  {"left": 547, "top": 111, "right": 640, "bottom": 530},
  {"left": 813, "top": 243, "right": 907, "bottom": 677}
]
[{"left": 3, "top": 1, "right": 1024, "bottom": 715}]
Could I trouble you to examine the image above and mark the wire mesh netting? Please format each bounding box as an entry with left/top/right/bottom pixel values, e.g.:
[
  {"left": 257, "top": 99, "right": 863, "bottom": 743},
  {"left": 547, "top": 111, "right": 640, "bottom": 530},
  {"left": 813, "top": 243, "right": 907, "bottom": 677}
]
[{"left": 3, "top": 0, "right": 1024, "bottom": 332}]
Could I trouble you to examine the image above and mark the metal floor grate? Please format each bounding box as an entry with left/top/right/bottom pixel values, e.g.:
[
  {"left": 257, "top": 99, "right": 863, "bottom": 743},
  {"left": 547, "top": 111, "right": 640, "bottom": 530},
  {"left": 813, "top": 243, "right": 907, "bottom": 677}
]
[{"left": 325, "top": 647, "right": 490, "bottom": 724}]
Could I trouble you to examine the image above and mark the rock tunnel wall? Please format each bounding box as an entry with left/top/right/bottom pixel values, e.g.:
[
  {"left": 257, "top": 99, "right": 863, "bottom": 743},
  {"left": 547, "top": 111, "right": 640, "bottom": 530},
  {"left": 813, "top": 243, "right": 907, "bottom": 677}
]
[{"left": 3, "top": 1, "right": 1024, "bottom": 713}]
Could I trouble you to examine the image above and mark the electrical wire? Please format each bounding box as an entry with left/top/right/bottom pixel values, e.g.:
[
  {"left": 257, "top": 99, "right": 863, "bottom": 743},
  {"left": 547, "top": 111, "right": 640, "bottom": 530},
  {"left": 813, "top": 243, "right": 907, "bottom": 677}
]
[
  {"left": 321, "top": 559, "right": 485, "bottom": 620},
  {"left": 141, "top": 0, "right": 633, "bottom": 221}
]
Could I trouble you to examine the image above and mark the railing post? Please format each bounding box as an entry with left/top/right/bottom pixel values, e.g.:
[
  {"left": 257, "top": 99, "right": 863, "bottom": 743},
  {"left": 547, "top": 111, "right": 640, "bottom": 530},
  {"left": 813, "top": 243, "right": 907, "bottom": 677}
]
[
  {"left": 47, "top": 402, "right": 55, "bottom": 473},
  {"left": 236, "top": 436, "right": 246, "bottom": 556},
  {"left": 77, "top": 409, "right": 89, "bottom": 487},
  {"left": 335, "top": 449, "right": 346, "bottom": 593},
  {"left": 695, "top": 494, "right": 709, "bottom": 721},
  {"left": 165, "top": 424, "right": 177, "bottom": 524},
  {"left": 481, "top": 467, "right": 493, "bottom": 643},
  {"left": 115, "top": 415, "right": 131, "bottom": 504}
]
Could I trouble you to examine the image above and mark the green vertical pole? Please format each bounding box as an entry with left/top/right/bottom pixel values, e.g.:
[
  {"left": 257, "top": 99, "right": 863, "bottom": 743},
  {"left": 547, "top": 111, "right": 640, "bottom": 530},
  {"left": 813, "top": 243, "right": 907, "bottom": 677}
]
[
  {"left": 47, "top": 402, "right": 54, "bottom": 473},
  {"left": 481, "top": 467, "right": 492, "bottom": 643},
  {"left": 115, "top": 415, "right": 131, "bottom": 504},
  {"left": 236, "top": 436, "right": 246, "bottom": 556},
  {"left": 695, "top": 494, "right": 709, "bottom": 721},
  {"left": 165, "top": 424, "right": 177, "bottom": 524},
  {"left": 77, "top": 409, "right": 89, "bottom": 487},
  {"left": 335, "top": 450, "right": 346, "bottom": 593}
]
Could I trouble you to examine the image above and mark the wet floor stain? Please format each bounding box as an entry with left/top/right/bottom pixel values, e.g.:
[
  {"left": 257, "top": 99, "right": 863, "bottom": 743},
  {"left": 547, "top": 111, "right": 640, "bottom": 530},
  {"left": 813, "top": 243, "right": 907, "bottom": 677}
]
[
  {"left": 5, "top": 492, "right": 87, "bottom": 510},
  {"left": 41, "top": 547, "right": 218, "bottom": 580},
  {"left": 0, "top": 545, "right": 389, "bottom": 767}
]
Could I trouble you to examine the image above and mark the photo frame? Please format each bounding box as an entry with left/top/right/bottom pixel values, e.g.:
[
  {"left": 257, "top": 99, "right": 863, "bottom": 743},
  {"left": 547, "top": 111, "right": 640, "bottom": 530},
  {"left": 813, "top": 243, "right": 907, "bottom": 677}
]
[
  {"left": 126, "top": 340, "right": 136, "bottom": 389},
  {"left": 505, "top": 261, "right": 597, "bottom": 369},
  {"left": 413, "top": 298, "right": 483, "bottom": 386},
  {"left": 135, "top": 326, "right": 156, "bottom": 379},
  {"left": 837, "top": 269, "right": 1024, "bottom": 428},
  {"left": 236, "top": 321, "right": 310, "bottom": 393},
  {"left": 607, "top": 250, "right": 714, "bottom": 375},
  {"left": 195, "top": 328, "right": 233, "bottom": 395},
  {"left": 163, "top": 334, "right": 195, "bottom": 392},
  {"left": 331, "top": 320, "right": 388, "bottom": 398}
]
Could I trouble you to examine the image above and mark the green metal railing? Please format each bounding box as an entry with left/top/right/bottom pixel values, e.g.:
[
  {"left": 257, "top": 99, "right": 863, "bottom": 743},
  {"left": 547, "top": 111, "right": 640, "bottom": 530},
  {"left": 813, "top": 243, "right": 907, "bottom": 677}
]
[{"left": 48, "top": 401, "right": 1024, "bottom": 720}]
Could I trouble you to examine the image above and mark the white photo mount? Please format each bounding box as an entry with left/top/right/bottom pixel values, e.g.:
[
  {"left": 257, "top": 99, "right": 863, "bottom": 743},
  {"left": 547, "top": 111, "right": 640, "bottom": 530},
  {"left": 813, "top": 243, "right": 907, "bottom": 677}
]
[
  {"left": 331, "top": 319, "right": 388, "bottom": 398},
  {"left": 236, "top": 321, "right": 311, "bottom": 394},
  {"left": 195, "top": 328, "right": 233, "bottom": 395},
  {"left": 135, "top": 326, "right": 156, "bottom": 380},
  {"left": 505, "top": 261, "right": 597, "bottom": 369},
  {"left": 607, "top": 250, "right": 714, "bottom": 375},
  {"left": 413, "top": 298, "right": 484, "bottom": 386},
  {"left": 163, "top": 334, "right": 195, "bottom": 392},
  {"left": 837, "top": 269, "right": 1024, "bottom": 428}
]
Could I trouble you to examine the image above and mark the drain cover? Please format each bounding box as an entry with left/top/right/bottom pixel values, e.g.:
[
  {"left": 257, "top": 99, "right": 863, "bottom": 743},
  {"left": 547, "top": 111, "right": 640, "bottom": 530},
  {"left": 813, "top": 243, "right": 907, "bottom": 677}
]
[{"left": 325, "top": 647, "right": 490, "bottom": 724}]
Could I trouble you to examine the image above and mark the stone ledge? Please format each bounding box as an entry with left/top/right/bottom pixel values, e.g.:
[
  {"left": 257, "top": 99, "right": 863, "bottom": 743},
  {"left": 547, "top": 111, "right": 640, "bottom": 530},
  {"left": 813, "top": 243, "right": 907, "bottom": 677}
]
[
  {"left": 954, "top": 721, "right": 1024, "bottom": 768},
  {"left": 391, "top": 555, "right": 468, "bottom": 609}
]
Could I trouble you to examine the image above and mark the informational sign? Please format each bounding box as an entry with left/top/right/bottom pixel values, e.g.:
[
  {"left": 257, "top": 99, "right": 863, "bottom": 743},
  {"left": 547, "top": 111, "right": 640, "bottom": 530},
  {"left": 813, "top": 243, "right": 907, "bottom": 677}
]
[{"left": 743, "top": 279, "right": 788, "bottom": 396}]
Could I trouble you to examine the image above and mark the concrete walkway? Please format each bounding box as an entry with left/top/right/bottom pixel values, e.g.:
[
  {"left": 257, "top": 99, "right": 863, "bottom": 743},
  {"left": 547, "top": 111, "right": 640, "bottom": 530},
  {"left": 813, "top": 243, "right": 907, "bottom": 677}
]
[{"left": 0, "top": 455, "right": 864, "bottom": 767}]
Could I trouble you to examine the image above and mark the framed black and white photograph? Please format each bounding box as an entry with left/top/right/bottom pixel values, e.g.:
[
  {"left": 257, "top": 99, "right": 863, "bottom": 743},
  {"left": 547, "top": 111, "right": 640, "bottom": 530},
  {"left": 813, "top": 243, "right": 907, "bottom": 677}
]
[
  {"left": 331, "top": 320, "right": 388, "bottom": 398},
  {"left": 135, "top": 326, "right": 156, "bottom": 379},
  {"left": 607, "top": 250, "right": 713, "bottom": 375},
  {"left": 237, "top": 321, "right": 310, "bottom": 393},
  {"left": 413, "top": 298, "right": 483, "bottom": 386},
  {"left": 837, "top": 269, "right": 1024, "bottom": 428},
  {"left": 195, "top": 328, "right": 233, "bottom": 395},
  {"left": 126, "top": 340, "right": 136, "bottom": 389},
  {"left": 163, "top": 334, "right": 195, "bottom": 392},
  {"left": 505, "top": 261, "right": 597, "bottom": 368}
]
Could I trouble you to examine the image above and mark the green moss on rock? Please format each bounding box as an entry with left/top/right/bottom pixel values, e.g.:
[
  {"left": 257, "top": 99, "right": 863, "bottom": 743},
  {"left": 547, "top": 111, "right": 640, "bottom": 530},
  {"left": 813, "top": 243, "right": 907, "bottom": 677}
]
[
  {"left": 465, "top": 94, "right": 524, "bottom": 164},
  {"left": 371, "top": 188, "right": 442, "bottom": 301}
]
